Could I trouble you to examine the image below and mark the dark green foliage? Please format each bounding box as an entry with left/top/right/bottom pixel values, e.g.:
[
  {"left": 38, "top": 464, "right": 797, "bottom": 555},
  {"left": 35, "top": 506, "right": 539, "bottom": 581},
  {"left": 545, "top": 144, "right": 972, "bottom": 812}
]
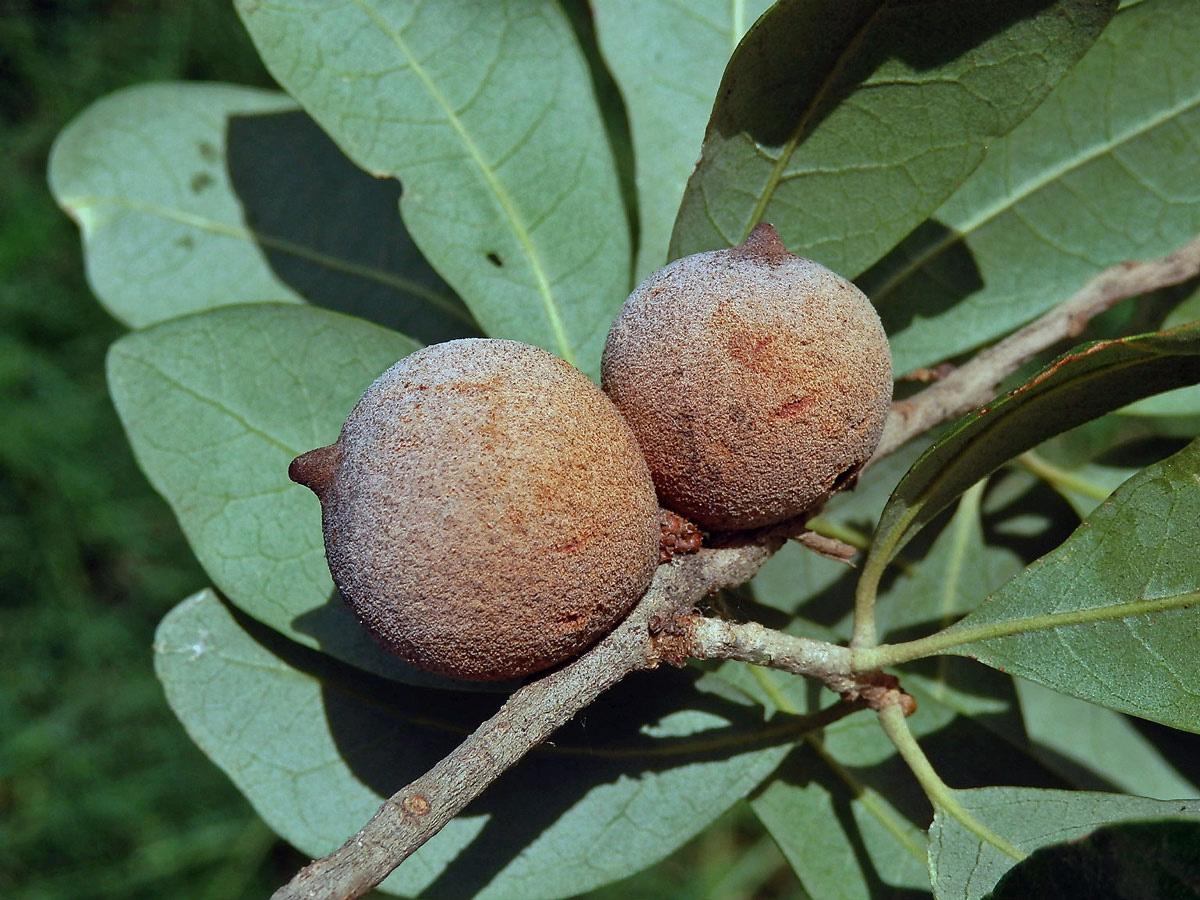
[{"left": 985, "top": 821, "right": 1200, "bottom": 900}]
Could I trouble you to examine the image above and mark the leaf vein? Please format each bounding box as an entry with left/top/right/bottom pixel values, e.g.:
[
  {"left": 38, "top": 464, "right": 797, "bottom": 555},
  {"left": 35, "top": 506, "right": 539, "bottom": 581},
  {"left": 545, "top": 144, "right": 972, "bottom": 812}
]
[{"left": 347, "top": 0, "right": 574, "bottom": 362}]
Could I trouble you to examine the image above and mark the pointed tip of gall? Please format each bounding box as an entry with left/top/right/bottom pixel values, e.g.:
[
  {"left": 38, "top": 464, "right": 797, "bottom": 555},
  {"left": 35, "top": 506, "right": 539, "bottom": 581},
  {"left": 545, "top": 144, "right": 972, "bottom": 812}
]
[
  {"left": 737, "top": 222, "right": 790, "bottom": 265},
  {"left": 289, "top": 443, "right": 342, "bottom": 499}
]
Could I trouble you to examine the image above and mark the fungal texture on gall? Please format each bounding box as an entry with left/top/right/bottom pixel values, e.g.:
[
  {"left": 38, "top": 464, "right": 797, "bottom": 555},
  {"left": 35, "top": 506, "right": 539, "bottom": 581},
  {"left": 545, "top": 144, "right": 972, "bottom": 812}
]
[
  {"left": 289, "top": 339, "right": 662, "bottom": 682},
  {"left": 601, "top": 223, "right": 893, "bottom": 531}
]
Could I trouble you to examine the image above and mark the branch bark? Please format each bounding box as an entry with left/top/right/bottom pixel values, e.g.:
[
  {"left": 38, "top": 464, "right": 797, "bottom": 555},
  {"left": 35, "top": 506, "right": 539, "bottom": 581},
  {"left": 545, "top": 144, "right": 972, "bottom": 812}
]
[
  {"left": 680, "top": 617, "right": 915, "bottom": 714},
  {"left": 873, "top": 233, "right": 1200, "bottom": 461},
  {"left": 684, "top": 616, "right": 852, "bottom": 688},
  {"left": 271, "top": 543, "right": 775, "bottom": 900}
]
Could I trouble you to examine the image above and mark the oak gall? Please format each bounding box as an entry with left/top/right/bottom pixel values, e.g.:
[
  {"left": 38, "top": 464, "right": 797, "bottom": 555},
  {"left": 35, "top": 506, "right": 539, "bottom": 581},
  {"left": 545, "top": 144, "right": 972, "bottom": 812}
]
[
  {"left": 290, "top": 339, "right": 662, "bottom": 681},
  {"left": 601, "top": 223, "right": 893, "bottom": 530}
]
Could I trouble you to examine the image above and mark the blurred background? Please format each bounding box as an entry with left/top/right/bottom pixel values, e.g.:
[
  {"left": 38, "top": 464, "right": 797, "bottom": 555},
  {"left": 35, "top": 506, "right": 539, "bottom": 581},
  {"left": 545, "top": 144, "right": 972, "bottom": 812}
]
[{"left": 0, "top": 2, "right": 799, "bottom": 897}]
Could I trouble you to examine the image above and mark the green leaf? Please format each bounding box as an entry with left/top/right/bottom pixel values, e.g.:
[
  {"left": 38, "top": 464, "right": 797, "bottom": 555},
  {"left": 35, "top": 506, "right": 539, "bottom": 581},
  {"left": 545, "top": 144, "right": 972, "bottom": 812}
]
[
  {"left": 866, "top": 322, "right": 1200, "bottom": 577},
  {"left": 743, "top": 657, "right": 1024, "bottom": 897},
  {"left": 235, "top": 0, "right": 630, "bottom": 377},
  {"left": 1016, "top": 413, "right": 1192, "bottom": 518},
  {"left": 931, "top": 439, "right": 1200, "bottom": 733},
  {"left": 752, "top": 451, "right": 1021, "bottom": 656},
  {"left": 1124, "top": 287, "right": 1200, "bottom": 416},
  {"left": 749, "top": 668, "right": 1047, "bottom": 898},
  {"left": 1019, "top": 453, "right": 1139, "bottom": 519},
  {"left": 155, "top": 590, "right": 796, "bottom": 899},
  {"left": 48, "top": 84, "right": 296, "bottom": 326},
  {"left": 1015, "top": 679, "right": 1200, "bottom": 801},
  {"left": 874, "top": 482, "right": 1023, "bottom": 641},
  {"left": 1164, "top": 286, "right": 1200, "bottom": 331},
  {"left": 48, "top": 82, "right": 471, "bottom": 341},
  {"left": 593, "top": 0, "right": 773, "bottom": 279},
  {"left": 750, "top": 437, "right": 928, "bottom": 621},
  {"left": 669, "top": 0, "right": 1117, "bottom": 277},
  {"left": 1121, "top": 385, "right": 1200, "bottom": 418},
  {"left": 107, "top": 303, "right": 454, "bottom": 686},
  {"left": 985, "top": 820, "right": 1200, "bottom": 899},
  {"left": 902, "top": 661, "right": 1028, "bottom": 752},
  {"left": 751, "top": 750, "right": 930, "bottom": 900},
  {"left": 929, "top": 787, "right": 1200, "bottom": 900},
  {"left": 864, "top": 0, "right": 1200, "bottom": 376},
  {"left": 742, "top": 664, "right": 935, "bottom": 900}
]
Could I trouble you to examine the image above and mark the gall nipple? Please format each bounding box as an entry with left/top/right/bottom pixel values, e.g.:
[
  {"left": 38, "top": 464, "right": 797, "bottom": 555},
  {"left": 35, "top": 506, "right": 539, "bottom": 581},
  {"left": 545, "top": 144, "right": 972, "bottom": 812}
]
[{"left": 289, "top": 443, "right": 342, "bottom": 499}]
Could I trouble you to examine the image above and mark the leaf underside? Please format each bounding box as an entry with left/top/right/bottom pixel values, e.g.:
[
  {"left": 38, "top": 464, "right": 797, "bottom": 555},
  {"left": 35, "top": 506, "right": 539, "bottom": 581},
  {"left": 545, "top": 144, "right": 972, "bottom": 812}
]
[
  {"left": 930, "top": 788, "right": 1200, "bottom": 900},
  {"left": 107, "top": 303, "right": 461, "bottom": 687},
  {"left": 592, "top": 0, "right": 773, "bottom": 280},
  {"left": 48, "top": 82, "right": 472, "bottom": 342},
  {"left": 940, "top": 438, "right": 1200, "bottom": 734}
]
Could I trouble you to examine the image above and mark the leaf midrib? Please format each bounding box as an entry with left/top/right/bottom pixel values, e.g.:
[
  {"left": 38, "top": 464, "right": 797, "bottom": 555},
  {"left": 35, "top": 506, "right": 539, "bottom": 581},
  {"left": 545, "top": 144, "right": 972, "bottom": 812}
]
[
  {"left": 730, "top": 0, "right": 745, "bottom": 52},
  {"left": 928, "top": 589, "right": 1200, "bottom": 659},
  {"left": 112, "top": 345, "right": 300, "bottom": 460},
  {"left": 351, "top": 0, "right": 574, "bottom": 364},
  {"left": 856, "top": 585, "right": 1200, "bottom": 675},
  {"left": 742, "top": 1, "right": 892, "bottom": 243},
  {"left": 872, "top": 80, "right": 1200, "bottom": 303}
]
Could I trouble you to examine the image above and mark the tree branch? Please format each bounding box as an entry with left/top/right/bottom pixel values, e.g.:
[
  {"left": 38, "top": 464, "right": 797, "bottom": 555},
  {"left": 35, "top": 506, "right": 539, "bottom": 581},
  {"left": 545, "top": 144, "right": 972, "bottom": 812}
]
[
  {"left": 873, "top": 233, "right": 1200, "bottom": 461},
  {"left": 680, "top": 617, "right": 915, "bottom": 714},
  {"left": 683, "top": 617, "right": 852, "bottom": 688},
  {"left": 270, "top": 543, "right": 776, "bottom": 900},
  {"left": 276, "top": 233, "right": 1200, "bottom": 899}
]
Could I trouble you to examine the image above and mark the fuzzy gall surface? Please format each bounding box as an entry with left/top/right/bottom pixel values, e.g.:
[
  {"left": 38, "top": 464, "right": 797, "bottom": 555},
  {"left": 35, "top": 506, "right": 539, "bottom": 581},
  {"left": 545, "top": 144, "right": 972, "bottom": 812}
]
[
  {"left": 290, "top": 339, "right": 662, "bottom": 681},
  {"left": 602, "top": 224, "right": 893, "bottom": 530}
]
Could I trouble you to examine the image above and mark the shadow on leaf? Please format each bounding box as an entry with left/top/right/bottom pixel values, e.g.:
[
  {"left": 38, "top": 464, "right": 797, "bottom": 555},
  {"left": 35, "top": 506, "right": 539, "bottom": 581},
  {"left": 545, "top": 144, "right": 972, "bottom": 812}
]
[
  {"left": 986, "top": 820, "right": 1200, "bottom": 899},
  {"left": 715, "top": 0, "right": 1060, "bottom": 147},
  {"left": 290, "top": 588, "right": 503, "bottom": 691},
  {"left": 323, "top": 660, "right": 839, "bottom": 899},
  {"left": 234, "top": 593, "right": 828, "bottom": 897},
  {"left": 754, "top": 739, "right": 933, "bottom": 900},
  {"left": 858, "top": 218, "right": 985, "bottom": 357},
  {"left": 225, "top": 109, "right": 480, "bottom": 345}
]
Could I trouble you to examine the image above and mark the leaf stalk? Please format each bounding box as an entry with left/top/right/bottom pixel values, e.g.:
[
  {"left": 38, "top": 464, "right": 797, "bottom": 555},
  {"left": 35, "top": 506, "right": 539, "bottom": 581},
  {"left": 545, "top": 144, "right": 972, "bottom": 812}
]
[{"left": 877, "top": 703, "right": 1026, "bottom": 863}]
